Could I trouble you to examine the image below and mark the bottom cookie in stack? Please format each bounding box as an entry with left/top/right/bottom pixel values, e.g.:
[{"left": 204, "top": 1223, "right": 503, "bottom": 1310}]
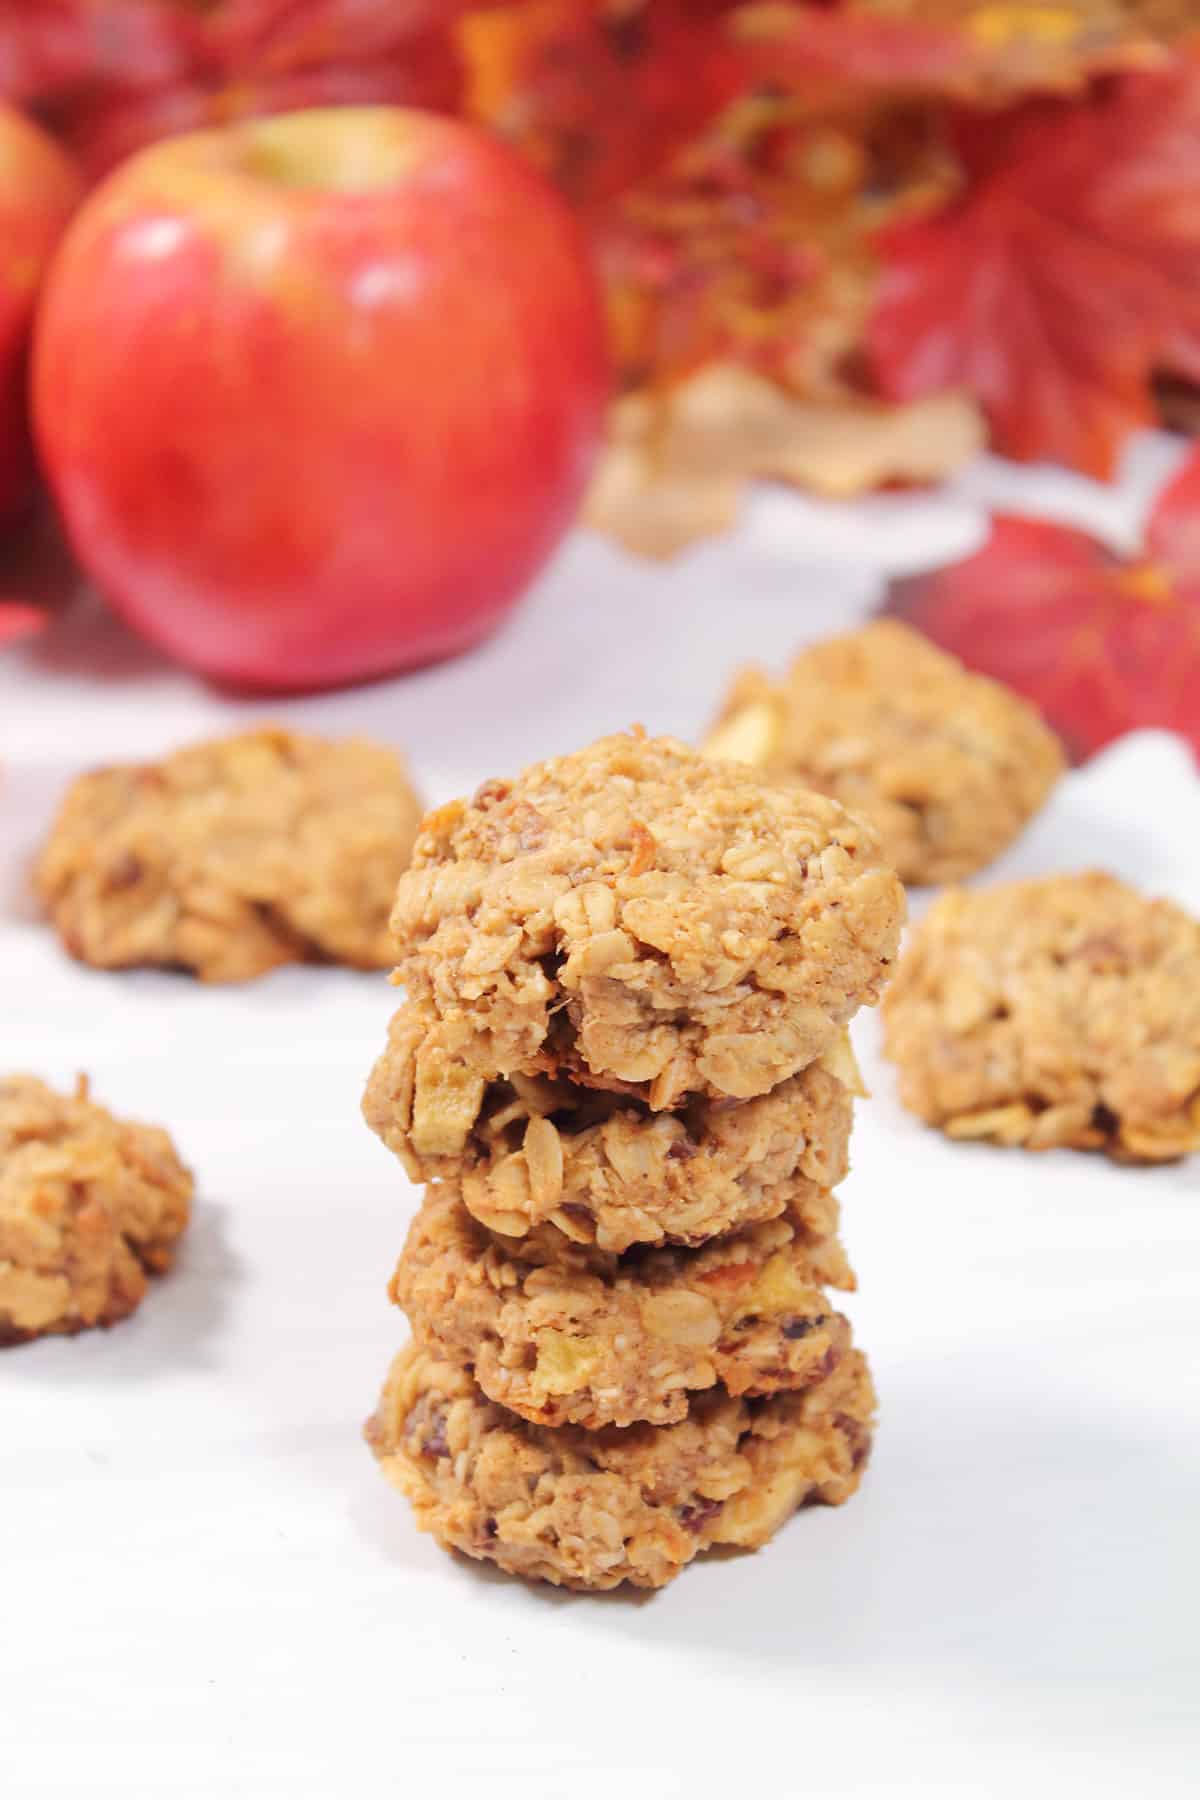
[{"left": 366, "top": 1341, "right": 875, "bottom": 1591}]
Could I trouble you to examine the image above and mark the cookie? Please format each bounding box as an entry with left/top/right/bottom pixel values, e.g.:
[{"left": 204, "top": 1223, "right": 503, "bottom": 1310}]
[
  {"left": 882, "top": 873, "right": 1200, "bottom": 1160},
  {"left": 392, "top": 1183, "right": 853, "bottom": 1430},
  {"left": 366, "top": 1339, "right": 875, "bottom": 1590},
  {"left": 36, "top": 725, "right": 422, "bottom": 982},
  {"left": 388, "top": 730, "right": 904, "bottom": 1103},
  {"left": 0, "top": 1075, "right": 193, "bottom": 1344},
  {"left": 705, "top": 620, "right": 1065, "bottom": 885},
  {"left": 364, "top": 1003, "right": 858, "bottom": 1251}
]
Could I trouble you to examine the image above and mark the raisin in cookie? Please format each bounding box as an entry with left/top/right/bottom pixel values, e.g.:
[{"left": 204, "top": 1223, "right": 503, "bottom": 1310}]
[
  {"left": 0, "top": 1076, "right": 193, "bottom": 1343},
  {"left": 882, "top": 873, "right": 1200, "bottom": 1160},
  {"left": 366, "top": 1340, "right": 874, "bottom": 1590},
  {"left": 36, "top": 726, "right": 422, "bottom": 982},
  {"left": 706, "top": 621, "right": 1064, "bottom": 886},
  {"left": 364, "top": 1003, "right": 857, "bottom": 1251},
  {"left": 389, "top": 731, "right": 903, "bottom": 1103},
  {"left": 393, "top": 1183, "right": 853, "bottom": 1430}
]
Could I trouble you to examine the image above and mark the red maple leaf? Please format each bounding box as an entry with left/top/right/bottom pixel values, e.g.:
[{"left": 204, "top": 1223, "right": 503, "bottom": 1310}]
[
  {"left": 869, "top": 67, "right": 1200, "bottom": 477},
  {"left": 731, "top": 7, "right": 989, "bottom": 90},
  {"left": 468, "top": 0, "right": 745, "bottom": 209},
  {"left": 61, "top": 31, "right": 464, "bottom": 176},
  {"left": 195, "top": 1, "right": 476, "bottom": 75},
  {"left": 730, "top": 1, "right": 1173, "bottom": 97},
  {"left": 0, "top": 0, "right": 469, "bottom": 104},
  {"left": 885, "top": 450, "right": 1200, "bottom": 762},
  {"left": 0, "top": 2, "right": 194, "bottom": 106},
  {"left": 0, "top": 4, "right": 474, "bottom": 176}
]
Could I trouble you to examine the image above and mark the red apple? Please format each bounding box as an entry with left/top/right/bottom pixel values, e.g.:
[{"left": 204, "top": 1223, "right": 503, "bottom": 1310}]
[
  {"left": 0, "top": 108, "right": 81, "bottom": 525},
  {"left": 33, "top": 105, "right": 609, "bottom": 688}
]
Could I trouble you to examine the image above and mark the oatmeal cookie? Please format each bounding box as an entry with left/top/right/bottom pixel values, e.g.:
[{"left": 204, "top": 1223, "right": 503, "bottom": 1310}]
[
  {"left": 0, "top": 1075, "right": 193, "bottom": 1343},
  {"left": 393, "top": 1183, "right": 853, "bottom": 1430},
  {"left": 366, "top": 1339, "right": 875, "bottom": 1590},
  {"left": 36, "top": 726, "right": 422, "bottom": 982},
  {"left": 389, "top": 731, "right": 903, "bottom": 1102},
  {"left": 364, "top": 1003, "right": 858, "bottom": 1250},
  {"left": 705, "top": 620, "right": 1065, "bottom": 886},
  {"left": 882, "top": 873, "right": 1200, "bottom": 1160}
]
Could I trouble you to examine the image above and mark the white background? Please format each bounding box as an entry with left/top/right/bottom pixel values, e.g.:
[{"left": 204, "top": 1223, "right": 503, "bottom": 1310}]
[{"left": 2, "top": 441, "right": 1198, "bottom": 1798}]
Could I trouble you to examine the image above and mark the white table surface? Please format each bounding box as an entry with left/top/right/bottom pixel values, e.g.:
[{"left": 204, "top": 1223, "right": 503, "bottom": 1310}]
[{"left": 2, "top": 440, "right": 1198, "bottom": 1798}]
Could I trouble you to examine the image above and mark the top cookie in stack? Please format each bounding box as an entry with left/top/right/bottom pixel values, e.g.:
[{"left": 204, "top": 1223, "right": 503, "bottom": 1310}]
[{"left": 382, "top": 729, "right": 902, "bottom": 1096}]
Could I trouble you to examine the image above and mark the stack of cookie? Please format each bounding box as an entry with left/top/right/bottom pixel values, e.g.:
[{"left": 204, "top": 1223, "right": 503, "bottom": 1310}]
[{"left": 362, "top": 731, "right": 905, "bottom": 1590}]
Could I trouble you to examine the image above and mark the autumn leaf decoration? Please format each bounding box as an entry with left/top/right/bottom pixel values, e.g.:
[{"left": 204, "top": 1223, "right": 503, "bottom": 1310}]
[
  {"left": 870, "top": 71, "right": 1200, "bottom": 477},
  {"left": 729, "top": 0, "right": 1170, "bottom": 100},
  {"left": 0, "top": 2, "right": 473, "bottom": 177},
  {"left": 572, "top": 7, "right": 1200, "bottom": 550},
  {"left": 886, "top": 448, "right": 1200, "bottom": 762}
]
